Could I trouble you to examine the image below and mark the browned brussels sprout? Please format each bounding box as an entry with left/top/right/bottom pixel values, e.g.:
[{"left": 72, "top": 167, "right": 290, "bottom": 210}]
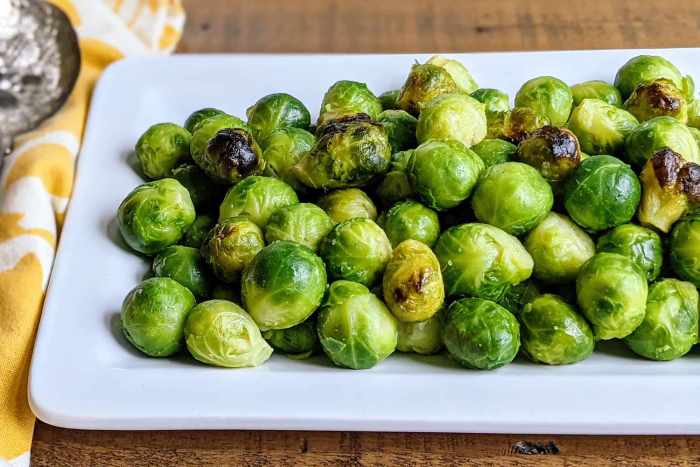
[
  {"left": 517, "top": 126, "right": 581, "bottom": 183},
  {"left": 624, "top": 79, "right": 688, "bottom": 123}
]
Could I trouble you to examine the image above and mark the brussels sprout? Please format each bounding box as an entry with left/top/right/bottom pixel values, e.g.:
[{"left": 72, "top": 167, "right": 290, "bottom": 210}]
[
  {"left": 520, "top": 294, "right": 594, "bottom": 365},
  {"left": 319, "top": 218, "right": 392, "bottom": 286},
  {"left": 524, "top": 212, "right": 595, "bottom": 284},
  {"left": 293, "top": 114, "right": 391, "bottom": 190},
  {"left": 200, "top": 216, "right": 264, "bottom": 283},
  {"left": 498, "top": 280, "right": 540, "bottom": 315},
  {"left": 246, "top": 93, "right": 311, "bottom": 144},
  {"left": 121, "top": 277, "right": 196, "bottom": 357},
  {"left": 567, "top": 99, "right": 639, "bottom": 156},
  {"left": 499, "top": 107, "right": 551, "bottom": 144},
  {"left": 597, "top": 224, "right": 663, "bottom": 282},
  {"left": 470, "top": 88, "right": 510, "bottom": 114},
  {"left": 624, "top": 279, "right": 699, "bottom": 361},
  {"left": 688, "top": 100, "right": 700, "bottom": 129},
  {"left": 380, "top": 200, "right": 440, "bottom": 247},
  {"left": 264, "top": 203, "right": 333, "bottom": 251},
  {"left": 471, "top": 162, "right": 553, "bottom": 236},
  {"left": 625, "top": 116, "right": 700, "bottom": 168},
  {"left": 435, "top": 223, "right": 533, "bottom": 300},
  {"left": 117, "top": 178, "right": 196, "bottom": 255},
  {"left": 443, "top": 298, "right": 520, "bottom": 370},
  {"left": 471, "top": 138, "right": 517, "bottom": 168},
  {"left": 219, "top": 175, "right": 298, "bottom": 227},
  {"left": 379, "top": 89, "right": 400, "bottom": 110},
  {"left": 576, "top": 252, "right": 648, "bottom": 340},
  {"left": 184, "top": 299, "right": 272, "bottom": 368},
  {"left": 416, "top": 93, "right": 487, "bottom": 147},
  {"left": 564, "top": 155, "right": 641, "bottom": 232},
  {"left": 317, "top": 280, "right": 398, "bottom": 369},
  {"left": 317, "top": 188, "right": 377, "bottom": 224},
  {"left": 375, "top": 150, "right": 416, "bottom": 207},
  {"left": 624, "top": 79, "right": 688, "bottom": 124},
  {"left": 571, "top": 80, "right": 622, "bottom": 107},
  {"left": 262, "top": 127, "right": 315, "bottom": 192},
  {"left": 670, "top": 208, "right": 700, "bottom": 286},
  {"left": 263, "top": 317, "right": 318, "bottom": 359},
  {"left": 426, "top": 55, "right": 478, "bottom": 94},
  {"left": 614, "top": 55, "right": 684, "bottom": 100},
  {"left": 180, "top": 214, "right": 214, "bottom": 249},
  {"left": 170, "top": 163, "right": 222, "bottom": 210},
  {"left": 152, "top": 245, "right": 212, "bottom": 298},
  {"left": 184, "top": 107, "right": 226, "bottom": 134},
  {"left": 514, "top": 76, "right": 573, "bottom": 127},
  {"left": 397, "top": 310, "right": 443, "bottom": 355},
  {"left": 318, "top": 80, "right": 382, "bottom": 126},
  {"left": 517, "top": 126, "right": 581, "bottom": 183},
  {"left": 397, "top": 63, "right": 459, "bottom": 116},
  {"left": 377, "top": 109, "right": 417, "bottom": 153},
  {"left": 135, "top": 122, "right": 192, "bottom": 180},
  {"left": 408, "top": 139, "right": 484, "bottom": 211}
]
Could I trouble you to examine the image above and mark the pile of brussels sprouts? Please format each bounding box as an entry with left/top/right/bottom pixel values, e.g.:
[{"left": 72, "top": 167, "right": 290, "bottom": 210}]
[{"left": 117, "top": 53, "right": 700, "bottom": 370}]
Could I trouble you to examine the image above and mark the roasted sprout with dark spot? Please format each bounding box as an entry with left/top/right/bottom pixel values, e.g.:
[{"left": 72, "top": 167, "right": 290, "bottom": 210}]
[
  {"left": 624, "top": 116, "right": 700, "bottom": 168},
  {"left": 517, "top": 126, "right": 581, "bottom": 183},
  {"left": 200, "top": 216, "right": 265, "bottom": 284},
  {"left": 499, "top": 106, "right": 551, "bottom": 144},
  {"left": 397, "top": 63, "right": 459, "bottom": 116},
  {"left": 624, "top": 79, "right": 688, "bottom": 123},
  {"left": 614, "top": 55, "right": 685, "bottom": 100}
]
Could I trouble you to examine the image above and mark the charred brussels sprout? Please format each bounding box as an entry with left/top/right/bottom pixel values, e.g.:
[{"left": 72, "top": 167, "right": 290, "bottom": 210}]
[
  {"left": 263, "top": 318, "right": 318, "bottom": 359},
  {"left": 624, "top": 116, "right": 700, "bottom": 168},
  {"left": 397, "top": 310, "right": 443, "bottom": 355},
  {"left": 219, "top": 176, "right": 298, "bottom": 227},
  {"left": 443, "top": 298, "right": 520, "bottom": 370},
  {"left": 426, "top": 55, "right": 478, "bottom": 94},
  {"left": 520, "top": 294, "right": 594, "bottom": 365},
  {"left": 121, "top": 277, "right": 195, "bottom": 357},
  {"left": 416, "top": 93, "right": 487, "bottom": 147},
  {"left": 317, "top": 188, "right": 377, "bottom": 224},
  {"left": 471, "top": 88, "right": 510, "bottom": 114},
  {"left": 576, "top": 252, "right": 648, "bottom": 340},
  {"left": 264, "top": 203, "right": 333, "bottom": 251},
  {"left": 614, "top": 55, "right": 684, "bottom": 100},
  {"left": 379, "top": 89, "right": 400, "bottom": 110},
  {"left": 377, "top": 109, "right": 417, "bottom": 153},
  {"left": 498, "top": 280, "right": 540, "bottom": 315},
  {"left": 380, "top": 200, "right": 440, "bottom": 247},
  {"left": 170, "top": 163, "right": 222, "bottom": 210},
  {"left": 571, "top": 80, "right": 622, "bottom": 107},
  {"left": 180, "top": 214, "right": 214, "bottom": 249},
  {"left": 200, "top": 216, "right": 264, "bottom": 283},
  {"left": 597, "top": 224, "right": 663, "bottom": 281},
  {"left": 500, "top": 106, "right": 551, "bottom": 144},
  {"left": 152, "top": 245, "right": 212, "bottom": 298},
  {"left": 471, "top": 138, "right": 517, "bottom": 168},
  {"left": 184, "top": 107, "right": 225, "bottom": 134},
  {"left": 397, "top": 63, "right": 459, "bottom": 116},
  {"left": 246, "top": 93, "right": 311, "bottom": 144},
  {"left": 318, "top": 80, "right": 382, "bottom": 126},
  {"left": 624, "top": 79, "right": 688, "bottom": 123},
  {"left": 375, "top": 150, "right": 415, "bottom": 207},
  {"left": 117, "top": 178, "right": 195, "bottom": 255},
  {"left": 262, "top": 127, "right": 315, "bottom": 192},
  {"left": 670, "top": 208, "right": 700, "bottom": 286},
  {"left": 567, "top": 99, "right": 638, "bottom": 156},
  {"left": 135, "top": 123, "right": 191, "bottom": 180},
  {"left": 517, "top": 126, "right": 581, "bottom": 183},
  {"left": 514, "top": 76, "right": 573, "bottom": 127}
]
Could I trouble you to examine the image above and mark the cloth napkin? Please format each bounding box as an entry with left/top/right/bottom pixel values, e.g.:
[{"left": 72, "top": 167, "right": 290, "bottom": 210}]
[{"left": 0, "top": 1, "right": 184, "bottom": 465}]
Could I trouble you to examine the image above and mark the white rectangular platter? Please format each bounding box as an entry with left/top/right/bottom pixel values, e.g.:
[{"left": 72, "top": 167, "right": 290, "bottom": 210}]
[{"left": 29, "top": 49, "right": 700, "bottom": 433}]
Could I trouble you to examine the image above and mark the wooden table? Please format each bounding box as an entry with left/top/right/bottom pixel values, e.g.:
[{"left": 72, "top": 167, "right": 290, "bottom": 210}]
[{"left": 32, "top": 1, "right": 700, "bottom": 465}]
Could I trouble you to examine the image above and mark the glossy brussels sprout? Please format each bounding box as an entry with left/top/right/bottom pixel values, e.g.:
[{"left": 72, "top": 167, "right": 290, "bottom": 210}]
[
  {"left": 435, "top": 223, "right": 533, "bottom": 300},
  {"left": 117, "top": 178, "right": 196, "bottom": 255},
  {"left": 317, "top": 80, "right": 382, "bottom": 126},
  {"left": 184, "top": 300, "right": 272, "bottom": 368},
  {"left": 135, "top": 123, "right": 191, "bottom": 179},
  {"left": 375, "top": 150, "right": 415, "bottom": 207},
  {"left": 397, "top": 63, "right": 459, "bottom": 116},
  {"left": 121, "top": 277, "right": 195, "bottom": 357},
  {"left": 293, "top": 114, "right": 391, "bottom": 190},
  {"left": 317, "top": 188, "right": 377, "bottom": 224},
  {"left": 170, "top": 163, "right": 222, "bottom": 210},
  {"left": 471, "top": 88, "right": 510, "bottom": 114},
  {"left": 180, "top": 214, "right": 214, "bottom": 248},
  {"left": 246, "top": 93, "right": 311, "bottom": 144},
  {"left": 263, "top": 318, "right": 318, "bottom": 359},
  {"left": 576, "top": 252, "right": 648, "bottom": 340},
  {"left": 498, "top": 280, "right": 540, "bottom": 315},
  {"left": 624, "top": 116, "right": 700, "bottom": 168},
  {"left": 517, "top": 126, "right": 581, "bottom": 183},
  {"left": 670, "top": 208, "right": 700, "bottom": 286},
  {"left": 397, "top": 310, "right": 443, "bottom": 355},
  {"left": 426, "top": 55, "right": 478, "bottom": 94},
  {"left": 564, "top": 155, "right": 641, "bottom": 232},
  {"left": 597, "top": 223, "right": 663, "bottom": 281},
  {"left": 262, "top": 127, "right": 315, "bottom": 192},
  {"left": 624, "top": 79, "right": 688, "bottom": 123},
  {"left": 471, "top": 138, "right": 517, "bottom": 168},
  {"left": 152, "top": 245, "right": 211, "bottom": 298},
  {"left": 520, "top": 294, "right": 594, "bottom": 365},
  {"left": 264, "top": 203, "right": 333, "bottom": 251},
  {"left": 571, "top": 80, "right": 622, "bottom": 107},
  {"left": 242, "top": 241, "right": 326, "bottom": 330},
  {"left": 472, "top": 162, "right": 553, "bottom": 235},
  {"left": 499, "top": 106, "right": 551, "bottom": 144},
  {"left": 379, "top": 89, "right": 400, "bottom": 110},
  {"left": 524, "top": 212, "right": 595, "bottom": 284},
  {"left": 200, "top": 216, "right": 264, "bottom": 283},
  {"left": 377, "top": 109, "right": 417, "bottom": 153},
  {"left": 614, "top": 54, "right": 684, "bottom": 100},
  {"left": 443, "top": 298, "right": 520, "bottom": 370},
  {"left": 624, "top": 279, "right": 699, "bottom": 361},
  {"left": 184, "top": 107, "right": 225, "bottom": 134},
  {"left": 416, "top": 93, "right": 487, "bottom": 147},
  {"left": 408, "top": 139, "right": 484, "bottom": 211},
  {"left": 514, "top": 76, "right": 573, "bottom": 127},
  {"left": 567, "top": 99, "right": 638, "bottom": 156},
  {"left": 219, "top": 176, "right": 298, "bottom": 226},
  {"left": 319, "top": 218, "right": 392, "bottom": 286},
  {"left": 380, "top": 200, "right": 440, "bottom": 247}
]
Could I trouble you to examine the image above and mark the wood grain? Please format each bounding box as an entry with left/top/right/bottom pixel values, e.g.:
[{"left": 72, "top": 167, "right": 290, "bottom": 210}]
[{"left": 32, "top": 0, "right": 700, "bottom": 465}]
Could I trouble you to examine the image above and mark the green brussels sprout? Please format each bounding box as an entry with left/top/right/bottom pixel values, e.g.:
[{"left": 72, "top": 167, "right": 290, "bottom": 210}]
[
  {"left": 407, "top": 139, "right": 484, "bottom": 211},
  {"left": 135, "top": 123, "right": 191, "bottom": 180},
  {"left": 470, "top": 138, "right": 517, "bottom": 168},
  {"left": 184, "top": 299, "right": 272, "bottom": 368},
  {"left": 262, "top": 127, "right": 315, "bottom": 193},
  {"left": 377, "top": 109, "right": 418, "bottom": 153},
  {"left": 624, "top": 279, "right": 699, "bottom": 361},
  {"left": 293, "top": 114, "right": 391, "bottom": 190},
  {"left": 379, "top": 89, "right": 400, "bottom": 110},
  {"left": 564, "top": 155, "right": 641, "bottom": 232},
  {"left": 242, "top": 241, "right": 326, "bottom": 330},
  {"left": 567, "top": 99, "right": 639, "bottom": 156},
  {"left": 263, "top": 317, "right": 318, "bottom": 359},
  {"left": 317, "top": 188, "right": 377, "bottom": 224},
  {"left": 517, "top": 126, "right": 582, "bottom": 183},
  {"left": 184, "top": 107, "right": 226, "bottom": 134},
  {"left": 472, "top": 162, "right": 553, "bottom": 236},
  {"left": 597, "top": 224, "right": 663, "bottom": 281},
  {"left": 121, "top": 277, "right": 196, "bottom": 357},
  {"left": 624, "top": 116, "right": 700, "bottom": 168},
  {"left": 571, "top": 80, "right": 622, "bottom": 107},
  {"left": 380, "top": 200, "right": 440, "bottom": 247},
  {"left": 470, "top": 88, "right": 511, "bottom": 114},
  {"left": 219, "top": 175, "right": 299, "bottom": 227},
  {"left": 435, "top": 223, "right": 533, "bottom": 300},
  {"left": 670, "top": 208, "right": 700, "bottom": 287},
  {"left": 524, "top": 212, "right": 595, "bottom": 284},
  {"left": 614, "top": 54, "right": 684, "bottom": 100},
  {"left": 210, "top": 282, "right": 240, "bottom": 303},
  {"left": 416, "top": 93, "right": 487, "bottom": 147},
  {"left": 688, "top": 100, "right": 700, "bottom": 129},
  {"left": 180, "top": 214, "right": 214, "bottom": 249},
  {"left": 520, "top": 294, "right": 594, "bottom": 365},
  {"left": 382, "top": 240, "right": 444, "bottom": 322},
  {"left": 443, "top": 298, "right": 520, "bottom": 370},
  {"left": 170, "top": 163, "right": 222, "bottom": 210},
  {"left": 319, "top": 218, "right": 392, "bottom": 286},
  {"left": 514, "top": 76, "right": 573, "bottom": 127},
  {"left": 375, "top": 150, "right": 415, "bottom": 207},
  {"left": 576, "top": 252, "right": 648, "bottom": 340},
  {"left": 152, "top": 245, "right": 212, "bottom": 298},
  {"left": 264, "top": 203, "right": 334, "bottom": 251},
  {"left": 117, "top": 178, "right": 196, "bottom": 255},
  {"left": 497, "top": 279, "right": 540, "bottom": 315},
  {"left": 624, "top": 79, "right": 688, "bottom": 123},
  {"left": 396, "top": 310, "right": 443, "bottom": 355},
  {"left": 397, "top": 63, "right": 459, "bottom": 116},
  {"left": 246, "top": 93, "right": 311, "bottom": 144},
  {"left": 200, "top": 216, "right": 264, "bottom": 283},
  {"left": 426, "top": 55, "right": 479, "bottom": 94},
  {"left": 317, "top": 280, "right": 398, "bottom": 369},
  {"left": 317, "top": 80, "right": 382, "bottom": 126}
]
